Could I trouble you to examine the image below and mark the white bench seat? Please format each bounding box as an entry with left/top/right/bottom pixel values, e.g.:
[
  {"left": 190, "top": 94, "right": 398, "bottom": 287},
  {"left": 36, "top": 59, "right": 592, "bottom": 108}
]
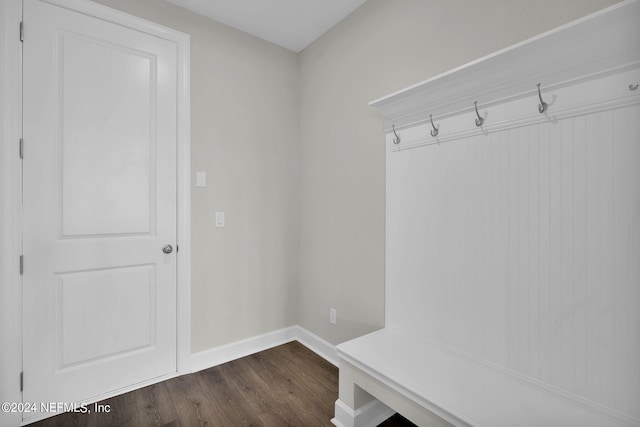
[{"left": 332, "top": 328, "right": 633, "bottom": 427}]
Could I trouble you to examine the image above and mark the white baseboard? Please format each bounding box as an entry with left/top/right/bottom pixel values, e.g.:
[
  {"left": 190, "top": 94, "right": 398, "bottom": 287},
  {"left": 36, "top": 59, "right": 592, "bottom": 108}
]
[
  {"left": 190, "top": 325, "right": 339, "bottom": 373},
  {"left": 191, "top": 326, "right": 297, "bottom": 373},
  {"left": 22, "top": 326, "right": 338, "bottom": 425},
  {"left": 295, "top": 326, "right": 339, "bottom": 366},
  {"left": 22, "top": 370, "right": 182, "bottom": 426},
  {"left": 332, "top": 398, "right": 395, "bottom": 427}
]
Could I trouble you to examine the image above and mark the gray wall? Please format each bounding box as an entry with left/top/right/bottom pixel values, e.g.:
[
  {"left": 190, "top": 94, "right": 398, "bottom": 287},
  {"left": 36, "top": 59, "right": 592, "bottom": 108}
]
[
  {"left": 297, "top": 0, "right": 620, "bottom": 345},
  {"left": 94, "top": 0, "right": 300, "bottom": 352},
  {"left": 94, "top": 0, "right": 619, "bottom": 352}
]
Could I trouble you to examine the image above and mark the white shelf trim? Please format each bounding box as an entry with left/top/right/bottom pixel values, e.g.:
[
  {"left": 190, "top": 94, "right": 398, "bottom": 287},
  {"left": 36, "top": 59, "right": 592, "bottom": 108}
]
[{"left": 370, "top": 0, "right": 640, "bottom": 129}]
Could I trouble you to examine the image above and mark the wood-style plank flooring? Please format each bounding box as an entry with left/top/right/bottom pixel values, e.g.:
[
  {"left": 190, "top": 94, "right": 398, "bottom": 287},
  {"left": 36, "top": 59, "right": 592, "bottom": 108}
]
[{"left": 30, "top": 341, "right": 416, "bottom": 427}]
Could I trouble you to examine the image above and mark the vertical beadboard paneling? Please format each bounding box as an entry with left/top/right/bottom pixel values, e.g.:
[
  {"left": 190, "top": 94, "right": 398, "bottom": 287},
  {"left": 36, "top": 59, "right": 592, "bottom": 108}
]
[
  {"left": 528, "top": 123, "right": 541, "bottom": 381},
  {"left": 598, "top": 108, "right": 616, "bottom": 410},
  {"left": 632, "top": 105, "right": 640, "bottom": 419},
  {"left": 517, "top": 125, "right": 530, "bottom": 377},
  {"left": 538, "top": 120, "right": 551, "bottom": 386},
  {"left": 613, "top": 103, "right": 640, "bottom": 418},
  {"left": 560, "top": 117, "right": 576, "bottom": 394},
  {"left": 387, "top": 99, "right": 640, "bottom": 418},
  {"left": 547, "top": 115, "right": 564, "bottom": 391},
  {"left": 613, "top": 105, "right": 628, "bottom": 414},
  {"left": 506, "top": 127, "right": 519, "bottom": 371},
  {"left": 573, "top": 114, "right": 588, "bottom": 396},
  {"left": 485, "top": 131, "right": 503, "bottom": 363},
  {"left": 495, "top": 127, "right": 509, "bottom": 369},
  {"left": 585, "top": 110, "right": 605, "bottom": 404},
  {"left": 633, "top": 104, "right": 640, "bottom": 420}
]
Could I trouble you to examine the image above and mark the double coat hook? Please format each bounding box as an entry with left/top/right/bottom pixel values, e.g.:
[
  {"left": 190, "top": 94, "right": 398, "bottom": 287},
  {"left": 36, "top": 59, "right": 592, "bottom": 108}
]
[
  {"left": 429, "top": 115, "right": 439, "bottom": 137},
  {"left": 392, "top": 125, "right": 401, "bottom": 144},
  {"left": 537, "top": 83, "right": 548, "bottom": 113},
  {"left": 474, "top": 101, "right": 484, "bottom": 127}
]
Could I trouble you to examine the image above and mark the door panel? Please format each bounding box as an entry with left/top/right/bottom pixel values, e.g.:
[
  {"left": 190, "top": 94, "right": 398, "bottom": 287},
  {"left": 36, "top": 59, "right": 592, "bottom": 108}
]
[
  {"left": 22, "top": 0, "right": 178, "bottom": 419},
  {"left": 57, "top": 264, "right": 156, "bottom": 368},
  {"left": 60, "top": 32, "right": 156, "bottom": 237}
]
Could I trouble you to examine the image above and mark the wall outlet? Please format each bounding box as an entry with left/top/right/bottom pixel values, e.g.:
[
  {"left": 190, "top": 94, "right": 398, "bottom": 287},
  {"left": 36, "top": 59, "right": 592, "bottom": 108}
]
[{"left": 329, "top": 307, "right": 337, "bottom": 325}]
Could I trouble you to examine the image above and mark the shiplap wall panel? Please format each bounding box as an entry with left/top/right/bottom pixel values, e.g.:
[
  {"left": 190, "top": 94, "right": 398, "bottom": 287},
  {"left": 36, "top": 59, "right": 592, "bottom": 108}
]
[{"left": 387, "top": 100, "right": 640, "bottom": 419}]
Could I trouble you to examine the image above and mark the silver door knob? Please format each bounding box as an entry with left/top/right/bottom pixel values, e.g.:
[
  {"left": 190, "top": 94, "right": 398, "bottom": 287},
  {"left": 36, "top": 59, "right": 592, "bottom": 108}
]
[{"left": 162, "top": 244, "right": 173, "bottom": 254}]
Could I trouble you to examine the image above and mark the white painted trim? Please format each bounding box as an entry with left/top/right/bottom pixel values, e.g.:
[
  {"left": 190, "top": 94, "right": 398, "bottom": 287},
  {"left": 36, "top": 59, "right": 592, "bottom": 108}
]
[
  {"left": 332, "top": 398, "right": 395, "bottom": 427},
  {"left": 191, "top": 327, "right": 298, "bottom": 373},
  {"left": 190, "top": 326, "right": 339, "bottom": 373},
  {"left": 296, "top": 326, "right": 339, "bottom": 367},
  {"left": 36, "top": 0, "right": 193, "bottom": 379},
  {"left": 40, "top": 0, "right": 188, "bottom": 43},
  {"left": 21, "top": 371, "right": 182, "bottom": 426},
  {"left": 390, "top": 326, "right": 640, "bottom": 427},
  {"left": 370, "top": 0, "right": 640, "bottom": 128},
  {"left": 389, "top": 66, "right": 640, "bottom": 152},
  {"left": 338, "top": 329, "right": 640, "bottom": 427},
  {"left": 337, "top": 349, "right": 483, "bottom": 427},
  {"left": 174, "top": 12, "right": 192, "bottom": 377},
  {"left": 14, "top": 324, "right": 337, "bottom": 424},
  {"left": 0, "top": 1, "right": 190, "bottom": 422},
  {"left": 0, "top": 1, "right": 23, "bottom": 427},
  {"left": 387, "top": 61, "right": 640, "bottom": 133},
  {"left": 368, "top": 2, "right": 640, "bottom": 426}
]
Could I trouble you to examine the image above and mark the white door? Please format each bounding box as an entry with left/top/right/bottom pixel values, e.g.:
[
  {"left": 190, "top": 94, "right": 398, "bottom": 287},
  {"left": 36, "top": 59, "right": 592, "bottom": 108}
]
[{"left": 22, "top": 0, "right": 178, "bottom": 418}]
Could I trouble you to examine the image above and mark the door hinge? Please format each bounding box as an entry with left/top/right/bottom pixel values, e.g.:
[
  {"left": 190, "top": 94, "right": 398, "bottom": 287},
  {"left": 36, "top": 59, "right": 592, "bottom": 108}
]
[
  {"left": 19, "top": 138, "right": 24, "bottom": 159},
  {"left": 19, "top": 255, "right": 23, "bottom": 275},
  {"left": 19, "top": 21, "right": 23, "bottom": 42},
  {"left": 20, "top": 372, "right": 23, "bottom": 392}
]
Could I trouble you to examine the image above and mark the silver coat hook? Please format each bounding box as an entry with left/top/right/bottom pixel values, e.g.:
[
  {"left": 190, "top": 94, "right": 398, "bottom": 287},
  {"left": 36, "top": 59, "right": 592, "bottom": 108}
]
[
  {"left": 630, "top": 84, "right": 639, "bottom": 91},
  {"left": 537, "top": 83, "right": 548, "bottom": 113},
  {"left": 392, "top": 125, "right": 401, "bottom": 144},
  {"left": 474, "top": 101, "right": 484, "bottom": 127},
  {"left": 429, "top": 115, "right": 439, "bottom": 137}
]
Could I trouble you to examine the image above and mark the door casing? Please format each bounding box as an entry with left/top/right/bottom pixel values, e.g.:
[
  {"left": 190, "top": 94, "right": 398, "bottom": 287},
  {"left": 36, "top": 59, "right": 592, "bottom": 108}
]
[{"left": 0, "top": 1, "right": 191, "bottom": 424}]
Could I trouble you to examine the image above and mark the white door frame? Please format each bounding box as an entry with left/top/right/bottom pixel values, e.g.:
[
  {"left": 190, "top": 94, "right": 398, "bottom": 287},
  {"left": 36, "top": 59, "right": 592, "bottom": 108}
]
[{"left": 0, "top": 2, "right": 190, "bottom": 424}]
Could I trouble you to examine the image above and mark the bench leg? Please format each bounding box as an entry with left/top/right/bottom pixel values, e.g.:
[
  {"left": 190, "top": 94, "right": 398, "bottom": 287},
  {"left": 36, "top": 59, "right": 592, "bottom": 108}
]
[{"left": 332, "top": 361, "right": 395, "bottom": 427}]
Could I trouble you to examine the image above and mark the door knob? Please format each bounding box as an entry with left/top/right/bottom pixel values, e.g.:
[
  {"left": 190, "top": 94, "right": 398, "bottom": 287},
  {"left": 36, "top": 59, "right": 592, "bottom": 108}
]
[{"left": 162, "top": 244, "right": 173, "bottom": 254}]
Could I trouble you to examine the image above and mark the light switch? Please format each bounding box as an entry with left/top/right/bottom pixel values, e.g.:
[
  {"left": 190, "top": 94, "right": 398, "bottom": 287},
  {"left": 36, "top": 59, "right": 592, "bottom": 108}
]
[
  {"left": 196, "top": 171, "right": 207, "bottom": 187},
  {"left": 215, "top": 211, "right": 225, "bottom": 228}
]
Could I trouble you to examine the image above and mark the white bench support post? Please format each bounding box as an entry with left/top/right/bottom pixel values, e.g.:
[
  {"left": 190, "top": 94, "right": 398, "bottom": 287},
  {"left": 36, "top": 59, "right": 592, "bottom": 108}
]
[
  {"left": 332, "top": 359, "right": 395, "bottom": 427},
  {"left": 333, "top": 357, "right": 455, "bottom": 427}
]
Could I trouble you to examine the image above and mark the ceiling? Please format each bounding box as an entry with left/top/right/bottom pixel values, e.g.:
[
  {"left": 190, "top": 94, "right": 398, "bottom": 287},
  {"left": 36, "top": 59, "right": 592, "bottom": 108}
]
[{"left": 165, "top": 0, "right": 368, "bottom": 52}]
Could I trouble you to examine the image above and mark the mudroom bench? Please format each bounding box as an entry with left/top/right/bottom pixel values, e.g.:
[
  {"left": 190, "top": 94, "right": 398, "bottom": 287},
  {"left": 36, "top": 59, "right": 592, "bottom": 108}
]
[
  {"left": 332, "top": 2, "right": 640, "bottom": 426},
  {"left": 332, "top": 328, "right": 629, "bottom": 427}
]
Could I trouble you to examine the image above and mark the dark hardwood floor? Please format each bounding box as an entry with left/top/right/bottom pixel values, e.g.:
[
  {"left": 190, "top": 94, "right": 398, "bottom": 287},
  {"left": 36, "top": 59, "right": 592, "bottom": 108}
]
[{"left": 29, "top": 341, "right": 415, "bottom": 427}]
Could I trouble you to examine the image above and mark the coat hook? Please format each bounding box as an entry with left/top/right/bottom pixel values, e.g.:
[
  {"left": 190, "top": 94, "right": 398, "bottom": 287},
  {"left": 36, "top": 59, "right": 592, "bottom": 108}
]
[
  {"left": 630, "top": 84, "right": 639, "bottom": 91},
  {"left": 474, "top": 101, "right": 484, "bottom": 127},
  {"left": 392, "top": 125, "right": 401, "bottom": 144},
  {"left": 537, "top": 83, "right": 548, "bottom": 113},
  {"left": 429, "top": 115, "right": 439, "bottom": 137}
]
